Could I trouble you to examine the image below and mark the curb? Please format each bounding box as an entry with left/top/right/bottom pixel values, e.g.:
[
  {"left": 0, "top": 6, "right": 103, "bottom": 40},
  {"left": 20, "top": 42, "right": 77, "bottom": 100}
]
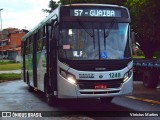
[{"left": 0, "top": 70, "right": 21, "bottom": 74}]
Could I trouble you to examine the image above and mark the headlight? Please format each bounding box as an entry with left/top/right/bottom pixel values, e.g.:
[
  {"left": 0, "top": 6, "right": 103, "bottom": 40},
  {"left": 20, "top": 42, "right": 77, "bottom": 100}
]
[
  {"left": 59, "top": 68, "right": 76, "bottom": 85},
  {"left": 123, "top": 69, "right": 133, "bottom": 82},
  {"left": 67, "top": 74, "right": 76, "bottom": 84}
]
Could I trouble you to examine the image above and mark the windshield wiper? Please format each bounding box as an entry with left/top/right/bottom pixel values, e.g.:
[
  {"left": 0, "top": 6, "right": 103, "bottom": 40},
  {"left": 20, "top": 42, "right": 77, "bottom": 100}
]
[
  {"left": 104, "top": 18, "right": 116, "bottom": 38},
  {"left": 104, "top": 18, "right": 116, "bottom": 50},
  {"left": 77, "top": 19, "right": 95, "bottom": 49},
  {"left": 77, "top": 19, "right": 94, "bottom": 37}
]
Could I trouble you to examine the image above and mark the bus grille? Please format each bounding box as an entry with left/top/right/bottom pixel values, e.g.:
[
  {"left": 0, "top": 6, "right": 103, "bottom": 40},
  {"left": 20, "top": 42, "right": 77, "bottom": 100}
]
[
  {"left": 77, "top": 79, "right": 123, "bottom": 89},
  {"left": 59, "top": 58, "right": 131, "bottom": 71},
  {"left": 80, "top": 90, "right": 120, "bottom": 94}
]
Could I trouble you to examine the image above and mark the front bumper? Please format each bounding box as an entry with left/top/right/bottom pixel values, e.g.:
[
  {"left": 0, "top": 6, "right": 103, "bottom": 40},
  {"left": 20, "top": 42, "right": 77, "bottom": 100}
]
[{"left": 57, "top": 73, "right": 133, "bottom": 98}]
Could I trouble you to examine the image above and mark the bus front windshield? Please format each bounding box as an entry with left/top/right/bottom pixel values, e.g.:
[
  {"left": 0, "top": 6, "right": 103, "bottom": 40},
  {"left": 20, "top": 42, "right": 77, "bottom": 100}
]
[{"left": 59, "top": 21, "right": 130, "bottom": 60}]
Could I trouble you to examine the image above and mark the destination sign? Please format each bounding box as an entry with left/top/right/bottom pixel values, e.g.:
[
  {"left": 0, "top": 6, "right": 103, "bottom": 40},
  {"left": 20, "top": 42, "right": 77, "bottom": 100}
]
[{"left": 70, "top": 8, "right": 121, "bottom": 17}]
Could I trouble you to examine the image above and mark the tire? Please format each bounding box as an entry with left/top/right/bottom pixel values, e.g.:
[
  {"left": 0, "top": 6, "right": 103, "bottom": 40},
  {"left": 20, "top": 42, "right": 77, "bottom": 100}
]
[
  {"left": 27, "top": 72, "right": 34, "bottom": 92},
  {"left": 100, "top": 97, "right": 113, "bottom": 104},
  {"left": 45, "top": 90, "right": 58, "bottom": 106},
  {"left": 142, "top": 71, "right": 158, "bottom": 88},
  {"left": 28, "top": 84, "right": 34, "bottom": 92},
  {"left": 46, "top": 93, "right": 53, "bottom": 106},
  {"left": 44, "top": 75, "right": 58, "bottom": 106}
]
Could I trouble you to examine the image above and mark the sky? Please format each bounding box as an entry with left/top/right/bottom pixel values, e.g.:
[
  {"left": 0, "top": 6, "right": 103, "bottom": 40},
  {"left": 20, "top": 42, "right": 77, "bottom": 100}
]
[{"left": 0, "top": 0, "right": 58, "bottom": 30}]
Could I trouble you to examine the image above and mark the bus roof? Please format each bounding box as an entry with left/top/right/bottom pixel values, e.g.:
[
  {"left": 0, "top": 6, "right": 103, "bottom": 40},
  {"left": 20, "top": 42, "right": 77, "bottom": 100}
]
[{"left": 65, "top": 3, "right": 126, "bottom": 8}]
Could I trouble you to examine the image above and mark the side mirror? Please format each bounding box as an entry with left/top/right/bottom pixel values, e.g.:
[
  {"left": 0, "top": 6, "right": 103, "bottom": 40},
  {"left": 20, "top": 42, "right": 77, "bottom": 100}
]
[
  {"left": 46, "top": 17, "right": 58, "bottom": 26},
  {"left": 54, "top": 21, "right": 59, "bottom": 27}
]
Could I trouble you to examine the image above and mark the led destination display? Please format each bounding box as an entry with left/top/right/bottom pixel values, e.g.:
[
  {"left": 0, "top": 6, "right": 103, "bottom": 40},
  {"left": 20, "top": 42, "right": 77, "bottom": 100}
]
[{"left": 70, "top": 8, "right": 121, "bottom": 17}]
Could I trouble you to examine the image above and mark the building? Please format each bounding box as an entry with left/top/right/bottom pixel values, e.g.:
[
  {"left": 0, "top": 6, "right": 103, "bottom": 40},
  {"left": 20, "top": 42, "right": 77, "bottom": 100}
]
[{"left": 0, "top": 28, "right": 28, "bottom": 61}]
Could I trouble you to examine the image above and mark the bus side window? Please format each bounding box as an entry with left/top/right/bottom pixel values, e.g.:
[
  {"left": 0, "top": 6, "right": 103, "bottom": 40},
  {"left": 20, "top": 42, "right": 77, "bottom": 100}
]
[
  {"left": 37, "top": 28, "right": 43, "bottom": 51},
  {"left": 21, "top": 41, "right": 23, "bottom": 57},
  {"left": 28, "top": 36, "right": 31, "bottom": 54},
  {"left": 30, "top": 36, "right": 33, "bottom": 53},
  {"left": 38, "top": 39, "right": 43, "bottom": 51},
  {"left": 43, "top": 26, "right": 46, "bottom": 49},
  {"left": 37, "top": 30, "right": 39, "bottom": 51},
  {"left": 26, "top": 38, "right": 29, "bottom": 55},
  {"left": 24, "top": 40, "right": 26, "bottom": 55}
]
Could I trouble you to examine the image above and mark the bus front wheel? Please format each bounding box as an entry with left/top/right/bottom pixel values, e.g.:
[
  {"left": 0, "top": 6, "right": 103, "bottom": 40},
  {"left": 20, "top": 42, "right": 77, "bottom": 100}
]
[
  {"left": 46, "top": 93, "right": 53, "bottom": 106},
  {"left": 45, "top": 79, "right": 58, "bottom": 106},
  {"left": 45, "top": 91, "right": 58, "bottom": 106}
]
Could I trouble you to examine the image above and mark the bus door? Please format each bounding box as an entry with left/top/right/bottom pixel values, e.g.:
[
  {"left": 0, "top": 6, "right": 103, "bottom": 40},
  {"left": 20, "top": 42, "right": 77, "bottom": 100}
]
[
  {"left": 46, "top": 18, "right": 58, "bottom": 94},
  {"left": 50, "top": 21, "right": 58, "bottom": 94}
]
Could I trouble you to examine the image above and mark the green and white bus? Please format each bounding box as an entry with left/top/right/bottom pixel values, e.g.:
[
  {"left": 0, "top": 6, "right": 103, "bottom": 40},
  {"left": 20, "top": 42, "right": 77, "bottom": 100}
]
[{"left": 21, "top": 4, "right": 133, "bottom": 106}]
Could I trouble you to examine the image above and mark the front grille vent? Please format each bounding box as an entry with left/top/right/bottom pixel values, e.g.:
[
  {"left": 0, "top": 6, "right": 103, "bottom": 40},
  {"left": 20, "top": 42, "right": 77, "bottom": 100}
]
[
  {"left": 77, "top": 79, "right": 123, "bottom": 89},
  {"left": 80, "top": 90, "right": 120, "bottom": 94},
  {"left": 59, "top": 58, "right": 131, "bottom": 71}
]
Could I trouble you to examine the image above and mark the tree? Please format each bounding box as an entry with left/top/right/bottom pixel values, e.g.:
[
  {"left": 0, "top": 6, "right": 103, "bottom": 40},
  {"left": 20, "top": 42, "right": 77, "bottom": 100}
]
[
  {"left": 60, "top": 0, "right": 126, "bottom": 5},
  {"left": 43, "top": 0, "right": 126, "bottom": 12},
  {"left": 44, "top": 0, "right": 126, "bottom": 12},
  {"left": 42, "top": 0, "right": 60, "bottom": 13},
  {"left": 125, "top": 0, "right": 160, "bottom": 58}
]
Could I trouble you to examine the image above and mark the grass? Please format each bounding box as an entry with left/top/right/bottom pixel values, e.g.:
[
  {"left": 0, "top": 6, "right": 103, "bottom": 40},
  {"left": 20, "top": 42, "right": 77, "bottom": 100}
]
[
  {"left": 0, "top": 73, "right": 21, "bottom": 81},
  {"left": 133, "top": 55, "right": 145, "bottom": 58},
  {"left": 0, "top": 63, "right": 21, "bottom": 70},
  {"left": 0, "top": 60, "right": 21, "bottom": 82},
  {"left": 0, "top": 60, "right": 21, "bottom": 70},
  {"left": 133, "top": 55, "right": 157, "bottom": 59}
]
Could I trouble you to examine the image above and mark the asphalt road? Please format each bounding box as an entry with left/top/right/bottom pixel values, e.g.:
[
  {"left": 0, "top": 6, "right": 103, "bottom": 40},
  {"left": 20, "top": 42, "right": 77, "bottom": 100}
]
[{"left": 0, "top": 80, "right": 160, "bottom": 120}]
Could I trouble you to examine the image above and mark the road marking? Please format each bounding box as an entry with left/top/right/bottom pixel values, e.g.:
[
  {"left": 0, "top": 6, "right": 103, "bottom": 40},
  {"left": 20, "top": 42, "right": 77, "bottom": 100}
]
[{"left": 126, "top": 96, "right": 160, "bottom": 105}]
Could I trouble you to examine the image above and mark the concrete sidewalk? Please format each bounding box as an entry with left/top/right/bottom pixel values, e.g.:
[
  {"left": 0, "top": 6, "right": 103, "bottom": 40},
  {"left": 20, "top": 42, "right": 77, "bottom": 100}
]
[{"left": 0, "top": 70, "right": 21, "bottom": 74}]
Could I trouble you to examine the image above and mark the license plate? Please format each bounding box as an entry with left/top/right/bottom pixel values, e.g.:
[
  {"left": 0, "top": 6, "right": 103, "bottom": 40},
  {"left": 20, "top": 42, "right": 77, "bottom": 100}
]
[{"left": 95, "top": 84, "right": 107, "bottom": 89}]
